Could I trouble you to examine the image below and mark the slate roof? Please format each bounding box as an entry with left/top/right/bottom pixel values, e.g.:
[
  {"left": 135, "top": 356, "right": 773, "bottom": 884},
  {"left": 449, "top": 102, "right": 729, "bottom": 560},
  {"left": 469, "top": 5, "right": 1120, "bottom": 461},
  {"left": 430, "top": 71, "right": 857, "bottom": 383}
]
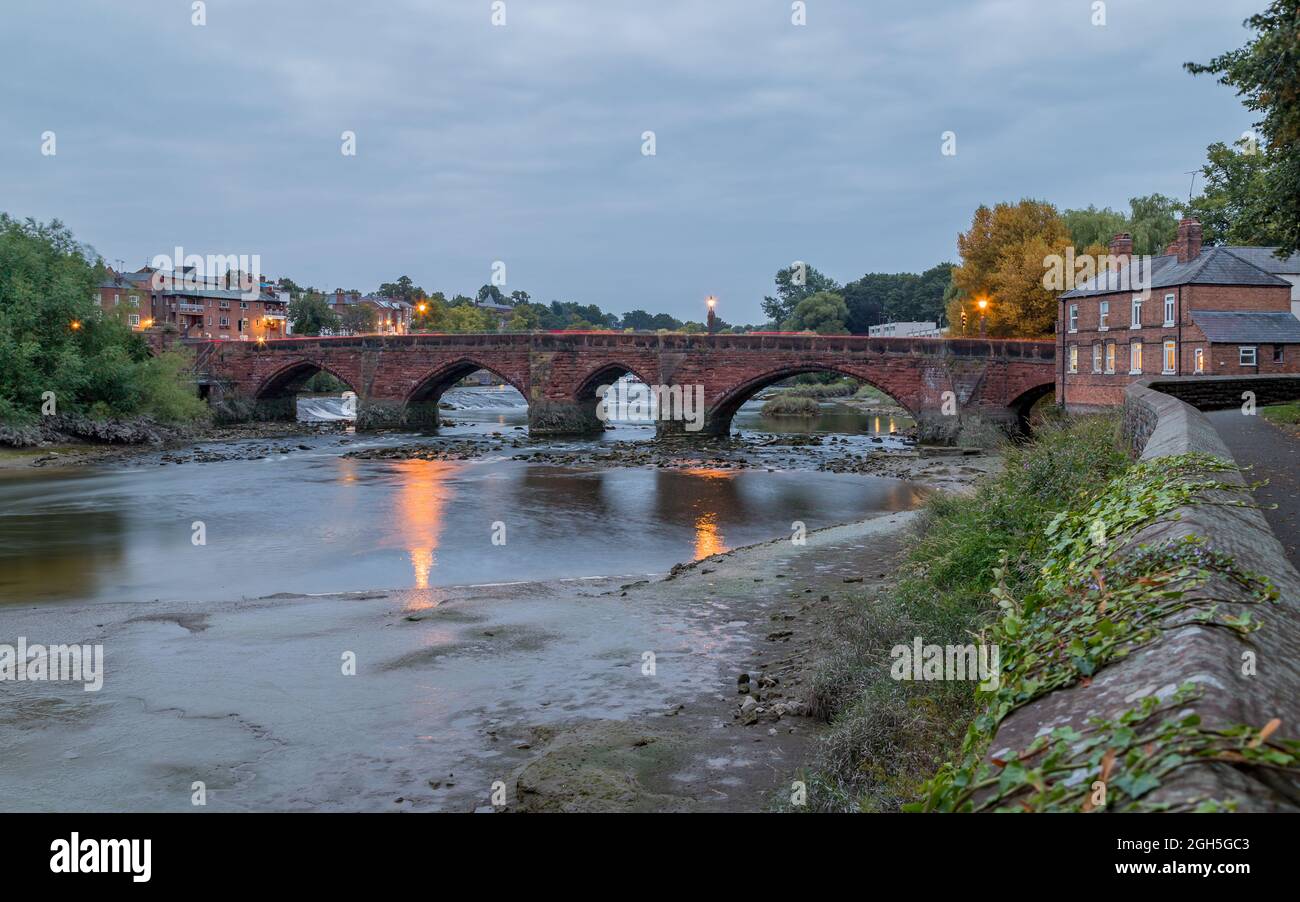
[
  {"left": 1061, "top": 247, "right": 1294, "bottom": 299},
  {"left": 1191, "top": 310, "right": 1300, "bottom": 344}
]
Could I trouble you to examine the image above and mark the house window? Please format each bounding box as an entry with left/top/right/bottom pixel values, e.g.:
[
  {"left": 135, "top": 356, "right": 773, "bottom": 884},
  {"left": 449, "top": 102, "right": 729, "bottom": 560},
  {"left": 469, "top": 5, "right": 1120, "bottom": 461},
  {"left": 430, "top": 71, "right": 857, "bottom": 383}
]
[
  {"left": 1092, "top": 343, "right": 1103, "bottom": 373},
  {"left": 240, "top": 302, "right": 249, "bottom": 309},
  {"left": 219, "top": 317, "right": 230, "bottom": 328},
  {"left": 113, "top": 293, "right": 121, "bottom": 306},
  {"left": 1163, "top": 340, "right": 1177, "bottom": 374},
  {"left": 128, "top": 313, "right": 140, "bottom": 326},
  {"left": 1239, "top": 346, "right": 1257, "bottom": 367},
  {"left": 1129, "top": 341, "right": 1142, "bottom": 374},
  {"left": 1194, "top": 347, "right": 1205, "bottom": 374},
  {"left": 1068, "top": 305, "right": 1078, "bottom": 332},
  {"left": 1274, "top": 346, "right": 1284, "bottom": 364},
  {"left": 1163, "top": 293, "right": 1176, "bottom": 326},
  {"left": 1105, "top": 341, "right": 1115, "bottom": 374},
  {"left": 1068, "top": 344, "right": 1078, "bottom": 374},
  {"left": 1131, "top": 297, "right": 1142, "bottom": 328},
  {"left": 129, "top": 294, "right": 140, "bottom": 307},
  {"left": 1099, "top": 301, "right": 1110, "bottom": 331}
]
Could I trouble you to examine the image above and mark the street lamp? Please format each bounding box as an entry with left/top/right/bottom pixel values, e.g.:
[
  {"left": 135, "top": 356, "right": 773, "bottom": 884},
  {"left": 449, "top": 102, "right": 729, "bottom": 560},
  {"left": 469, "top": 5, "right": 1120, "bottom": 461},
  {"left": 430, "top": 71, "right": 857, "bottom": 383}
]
[
  {"left": 976, "top": 297, "right": 989, "bottom": 337},
  {"left": 706, "top": 295, "right": 717, "bottom": 335}
]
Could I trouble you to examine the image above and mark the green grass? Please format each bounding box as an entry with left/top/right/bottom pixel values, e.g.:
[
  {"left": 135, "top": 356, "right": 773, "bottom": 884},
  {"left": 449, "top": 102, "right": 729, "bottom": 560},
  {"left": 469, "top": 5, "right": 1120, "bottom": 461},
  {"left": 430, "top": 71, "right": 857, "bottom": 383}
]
[
  {"left": 1261, "top": 401, "right": 1300, "bottom": 427},
  {"left": 761, "top": 395, "right": 822, "bottom": 417},
  {"left": 800, "top": 413, "right": 1131, "bottom": 811}
]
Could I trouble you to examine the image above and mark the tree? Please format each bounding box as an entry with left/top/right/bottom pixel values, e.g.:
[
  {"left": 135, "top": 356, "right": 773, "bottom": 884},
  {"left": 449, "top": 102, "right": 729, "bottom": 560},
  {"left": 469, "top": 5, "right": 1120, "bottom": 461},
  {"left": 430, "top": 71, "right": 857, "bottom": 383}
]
[
  {"left": 1125, "top": 194, "right": 1182, "bottom": 255},
  {"left": 1062, "top": 205, "right": 1129, "bottom": 252},
  {"left": 507, "top": 304, "right": 541, "bottom": 331},
  {"left": 378, "top": 275, "right": 424, "bottom": 302},
  {"left": 1187, "top": 0, "right": 1300, "bottom": 256},
  {"left": 288, "top": 293, "right": 340, "bottom": 336},
  {"left": 0, "top": 215, "right": 206, "bottom": 427},
  {"left": 442, "top": 304, "right": 495, "bottom": 333},
  {"left": 411, "top": 294, "right": 447, "bottom": 332},
  {"left": 947, "top": 199, "right": 1071, "bottom": 337},
  {"left": 339, "top": 304, "right": 377, "bottom": 334},
  {"left": 782, "top": 291, "right": 849, "bottom": 334},
  {"left": 509, "top": 290, "right": 531, "bottom": 306},
  {"left": 762, "top": 263, "right": 841, "bottom": 324},
  {"left": 1183, "top": 139, "right": 1281, "bottom": 246}
]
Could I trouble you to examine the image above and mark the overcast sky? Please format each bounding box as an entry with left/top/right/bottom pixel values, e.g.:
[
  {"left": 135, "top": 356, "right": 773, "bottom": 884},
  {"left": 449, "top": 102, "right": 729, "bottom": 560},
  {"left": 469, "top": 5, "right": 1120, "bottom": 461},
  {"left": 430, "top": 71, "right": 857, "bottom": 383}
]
[{"left": 0, "top": 0, "right": 1263, "bottom": 323}]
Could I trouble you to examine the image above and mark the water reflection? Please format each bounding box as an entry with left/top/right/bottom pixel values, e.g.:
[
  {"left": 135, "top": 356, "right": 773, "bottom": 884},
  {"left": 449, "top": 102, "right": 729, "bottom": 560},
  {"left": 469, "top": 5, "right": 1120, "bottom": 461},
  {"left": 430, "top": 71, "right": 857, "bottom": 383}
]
[
  {"left": 0, "top": 433, "right": 923, "bottom": 606},
  {"left": 392, "top": 460, "right": 458, "bottom": 600}
]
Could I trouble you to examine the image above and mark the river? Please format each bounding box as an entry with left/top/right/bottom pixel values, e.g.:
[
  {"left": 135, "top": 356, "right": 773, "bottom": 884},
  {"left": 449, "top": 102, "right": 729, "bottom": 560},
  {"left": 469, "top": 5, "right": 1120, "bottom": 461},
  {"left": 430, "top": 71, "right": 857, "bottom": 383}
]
[{"left": 0, "top": 387, "right": 918, "bottom": 606}]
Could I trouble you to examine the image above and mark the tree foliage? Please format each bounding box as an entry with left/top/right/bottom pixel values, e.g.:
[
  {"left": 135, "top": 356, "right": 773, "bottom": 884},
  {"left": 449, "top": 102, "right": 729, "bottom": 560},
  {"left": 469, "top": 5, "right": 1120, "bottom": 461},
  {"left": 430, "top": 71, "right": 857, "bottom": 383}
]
[
  {"left": 288, "top": 293, "right": 340, "bottom": 336},
  {"left": 781, "top": 290, "right": 850, "bottom": 334},
  {"left": 947, "top": 200, "right": 1071, "bottom": 337},
  {"left": 1187, "top": 0, "right": 1300, "bottom": 256},
  {"left": 0, "top": 214, "right": 206, "bottom": 425},
  {"left": 762, "top": 263, "right": 841, "bottom": 324}
]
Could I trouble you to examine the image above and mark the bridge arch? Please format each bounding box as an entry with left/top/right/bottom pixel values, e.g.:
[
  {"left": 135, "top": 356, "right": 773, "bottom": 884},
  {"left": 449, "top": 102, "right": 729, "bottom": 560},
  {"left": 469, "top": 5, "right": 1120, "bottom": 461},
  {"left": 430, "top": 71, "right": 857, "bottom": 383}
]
[
  {"left": 256, "top": 358, "right": 359, "bottom": 399},
  {"left": 403, "top": 358, "right": 528, "bottom": 428},
  {"left": 704, "top": 364, "right": 915, "bottom": 437},
  {"left": 1007, "top": 381, "right": 1057, "bottom": 428},
  {"left": 253, "top": 358, "right": 360, "bottom": 421}
]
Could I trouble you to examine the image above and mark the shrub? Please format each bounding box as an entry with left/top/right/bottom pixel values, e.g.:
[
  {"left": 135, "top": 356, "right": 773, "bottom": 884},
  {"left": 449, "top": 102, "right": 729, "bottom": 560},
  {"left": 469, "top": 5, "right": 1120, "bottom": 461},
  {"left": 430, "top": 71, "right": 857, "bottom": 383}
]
[{"left": 761, "top": 395, "right": 821, "bottom": 417}]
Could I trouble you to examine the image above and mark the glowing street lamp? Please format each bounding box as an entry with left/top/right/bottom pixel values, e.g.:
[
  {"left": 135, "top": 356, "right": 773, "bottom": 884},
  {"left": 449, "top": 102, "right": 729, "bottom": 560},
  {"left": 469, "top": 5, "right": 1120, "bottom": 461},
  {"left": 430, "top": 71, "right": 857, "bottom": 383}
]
[
  {"left": 976, "top": 297, "right": 989, "bottom": 337},
  {"left": 706, "top": 295, "right": 717, "bottom": 335},
  {"left": 69, "top": 319, "right": 82, "bottom": 331}
]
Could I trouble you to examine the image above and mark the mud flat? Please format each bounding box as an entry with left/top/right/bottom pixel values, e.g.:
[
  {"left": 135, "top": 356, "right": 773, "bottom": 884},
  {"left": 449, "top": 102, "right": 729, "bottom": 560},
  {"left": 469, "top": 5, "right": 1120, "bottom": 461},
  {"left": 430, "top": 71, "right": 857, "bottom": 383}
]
[{"left": 0, "top": 508, "right": 922, "bottom": 812}]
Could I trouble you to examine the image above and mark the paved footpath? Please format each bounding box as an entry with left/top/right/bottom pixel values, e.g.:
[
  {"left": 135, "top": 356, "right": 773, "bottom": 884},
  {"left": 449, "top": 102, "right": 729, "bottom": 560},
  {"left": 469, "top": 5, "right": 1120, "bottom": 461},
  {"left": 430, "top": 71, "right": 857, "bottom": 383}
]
[{"left": 1206, "top": 409, "right": 1300, "bottom": 574}]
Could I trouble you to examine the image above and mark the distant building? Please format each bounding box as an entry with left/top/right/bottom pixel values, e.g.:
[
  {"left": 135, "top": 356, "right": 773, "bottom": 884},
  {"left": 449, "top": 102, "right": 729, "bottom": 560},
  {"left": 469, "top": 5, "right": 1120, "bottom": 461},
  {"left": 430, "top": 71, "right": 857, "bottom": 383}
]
[
  {"left": 474, "top": 300, "right": 514, "bottom": 330},
  {"left": 1058, "top": 220, "right": 1300, "bottom": 410},
  {"left": 868, "top": 321, "right": 941, "bottom": 338},
  {"left": 94, "top": 266, "right": 288, "bottom": 340}
]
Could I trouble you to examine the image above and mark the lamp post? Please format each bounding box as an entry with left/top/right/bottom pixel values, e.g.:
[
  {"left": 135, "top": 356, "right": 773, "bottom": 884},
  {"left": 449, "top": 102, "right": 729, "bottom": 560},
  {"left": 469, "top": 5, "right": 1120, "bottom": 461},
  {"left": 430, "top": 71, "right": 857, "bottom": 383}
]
[
  {"left": 706, "top": 295, "right": 717, "bottom": 335},
  {"left": 976, "top": 297, "right": 988, "bottom": 337}
]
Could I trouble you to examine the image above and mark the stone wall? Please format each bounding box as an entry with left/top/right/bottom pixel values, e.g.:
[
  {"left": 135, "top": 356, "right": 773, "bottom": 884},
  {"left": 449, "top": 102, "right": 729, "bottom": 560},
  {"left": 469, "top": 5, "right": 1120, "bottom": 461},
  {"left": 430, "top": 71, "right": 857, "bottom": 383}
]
[{"left": 989, "top": 380, "right": 1300, "bottom": 810}]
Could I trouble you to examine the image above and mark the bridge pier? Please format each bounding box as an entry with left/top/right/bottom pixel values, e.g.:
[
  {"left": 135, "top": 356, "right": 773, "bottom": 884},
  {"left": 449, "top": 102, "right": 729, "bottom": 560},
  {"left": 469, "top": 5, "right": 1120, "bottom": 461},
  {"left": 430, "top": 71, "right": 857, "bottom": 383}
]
[{"left": 527, "top": 399, "right": 604, "bottom": 436}]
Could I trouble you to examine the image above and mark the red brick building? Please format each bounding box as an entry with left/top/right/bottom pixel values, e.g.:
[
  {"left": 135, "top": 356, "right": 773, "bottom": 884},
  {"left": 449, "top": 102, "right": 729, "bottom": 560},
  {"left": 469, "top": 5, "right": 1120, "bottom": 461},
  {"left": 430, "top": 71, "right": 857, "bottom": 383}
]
[
  {"left": 94, "top": 267, "right": 289, "bottom": 341},
  {"left": 1057, "top": 219, "right": 1300, "bottom": 410}
]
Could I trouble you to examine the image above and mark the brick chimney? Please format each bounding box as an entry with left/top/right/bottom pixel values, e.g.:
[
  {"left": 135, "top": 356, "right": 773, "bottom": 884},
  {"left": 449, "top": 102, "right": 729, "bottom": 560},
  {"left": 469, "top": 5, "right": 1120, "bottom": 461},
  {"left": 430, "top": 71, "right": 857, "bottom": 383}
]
[
  {"left": 1165, "top": 218, "right": 1203, "bottom": 263},
  {"left": 1107, "top": 232, "right": 1133, "bottom": 271}
]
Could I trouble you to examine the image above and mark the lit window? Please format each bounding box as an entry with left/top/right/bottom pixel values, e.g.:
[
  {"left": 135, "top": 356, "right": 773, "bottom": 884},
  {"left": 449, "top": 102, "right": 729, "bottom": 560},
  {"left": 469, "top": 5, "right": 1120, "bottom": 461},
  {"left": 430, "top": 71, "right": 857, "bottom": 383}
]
[
  {"left": 1068, "top": 344, "right": 1078, "bottom": 373},
  {"left": 1129, "top": 341, "right": 1142, "bottom": 374},
  {"left": 1163, "top": 340, "right": 1177, "bottom": 374},
  {"left": 1131, "top": 297, "right": 1142, "bottom": 328},
  {"left": 1099, "top": 301, "right": 1110, "bottom": 330},
  {"left": 1239, "top": 346, "right": 1257, "bottom": 367},
  {"left": 1163, "top": 294, "right": 1176, "bottom": 326},
  {"left": 1068, "top": 304, "right": 1078, "bottom": 332},
  {"left": 1092, "top": 343, "right": 1102, "bottom": 373},
  {"left": 1194, "top": 347, "right": 1205, "bottom": 374},
  {"left": 1105, "top": 341, "right": 1115, "bottom": 373}
]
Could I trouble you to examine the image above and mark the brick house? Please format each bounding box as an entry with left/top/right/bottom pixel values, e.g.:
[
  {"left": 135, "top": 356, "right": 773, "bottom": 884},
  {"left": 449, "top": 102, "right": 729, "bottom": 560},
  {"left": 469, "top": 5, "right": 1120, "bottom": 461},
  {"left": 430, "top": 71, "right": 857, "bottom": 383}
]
[
  {"left": 94, "top": 267, "right": 289, "bottom": 341},
  {"left": 1057, "top": 218, "right": 1300, "bottom": 410}
]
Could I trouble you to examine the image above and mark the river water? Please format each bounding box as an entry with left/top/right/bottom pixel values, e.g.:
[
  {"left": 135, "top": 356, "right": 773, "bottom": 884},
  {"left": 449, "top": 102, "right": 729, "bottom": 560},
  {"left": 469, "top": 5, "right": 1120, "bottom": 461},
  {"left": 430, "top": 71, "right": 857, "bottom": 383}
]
[{"left": 0, "top": 387, "right": 917, "bottom": 607}]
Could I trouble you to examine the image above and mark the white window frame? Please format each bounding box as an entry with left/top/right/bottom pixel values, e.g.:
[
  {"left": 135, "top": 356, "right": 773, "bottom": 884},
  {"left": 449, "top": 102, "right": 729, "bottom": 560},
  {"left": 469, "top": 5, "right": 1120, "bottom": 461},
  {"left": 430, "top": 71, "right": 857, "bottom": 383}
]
[
  {"left": 1194, "top": 347, "right": 1205, "bottom": 374},
  {"left": 219, "top": 316, "right": 230, "bottom": 328},
  {"left": 1068, "top": 344, "right": 1078, "bottom": 374},
  {"left": 1068, "top": 304, "right": 1078, "bottom": 333},
  {"left": 1098, "top": 301, "right": 1110, "bottom": 331},
  {"left": 1105, "top": 341, "right": 1116, "bottom": 374},
  {"left": 1239, "top": 345, "right": 1257, "bottom": 367},
  {"left": 1163, "top": 340, "right": 1178, "bottom": 375},
  {"left": 1131, "top": 297, "right": 1142, "bottom": 329},
  {"left": 1274, "top": 346, "right": 1284, "bottom": 364},
  {"left": 1092, "top": 343, "right": 1103, "bottom": 374},
  {"left": 1163, "top": 293, "right": 1176, "bottom": 327},
  {"left": 128, "top": 313, "right": 140, "bottom": 327},
  {"left": 1129, "top": 341, "right": 1143, "bottom": 375}
]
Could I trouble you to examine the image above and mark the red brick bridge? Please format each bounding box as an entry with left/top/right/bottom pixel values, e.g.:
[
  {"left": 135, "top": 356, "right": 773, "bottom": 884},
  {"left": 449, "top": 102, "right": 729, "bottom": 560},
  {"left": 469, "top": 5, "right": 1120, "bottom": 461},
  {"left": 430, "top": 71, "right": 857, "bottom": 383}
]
[{"left": 187, "top": 332, "right": 1056, "bottom": 437}]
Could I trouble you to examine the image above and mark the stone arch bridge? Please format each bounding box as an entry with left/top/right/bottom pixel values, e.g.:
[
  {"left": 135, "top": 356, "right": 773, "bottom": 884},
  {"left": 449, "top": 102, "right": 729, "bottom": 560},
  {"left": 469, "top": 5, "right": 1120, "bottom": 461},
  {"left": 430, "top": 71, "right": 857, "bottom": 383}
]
[{"left": 185, "top": 332, "right": 1056, "bottom": 438}]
